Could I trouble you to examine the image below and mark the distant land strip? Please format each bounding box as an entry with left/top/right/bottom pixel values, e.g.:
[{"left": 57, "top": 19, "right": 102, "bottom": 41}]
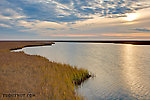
[
  {"left": 1, "top": 40, "right": 150, "bottom": 45},
  {"left": 54, "top": 40, "right": 150, "bottom": 45}
]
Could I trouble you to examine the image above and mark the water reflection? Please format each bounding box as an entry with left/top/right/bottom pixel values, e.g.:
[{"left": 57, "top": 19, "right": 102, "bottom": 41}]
[
  {"left": 122, "top": 45, "right": 150, "bottom": 99},
  {"left": 21, "top": 43, "right": 150, "bottom": 100}
]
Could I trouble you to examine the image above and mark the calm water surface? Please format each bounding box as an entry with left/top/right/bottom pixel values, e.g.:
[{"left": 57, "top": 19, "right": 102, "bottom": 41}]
[{"left": 20, "top": 43, "right": 150, "bottom": 100}]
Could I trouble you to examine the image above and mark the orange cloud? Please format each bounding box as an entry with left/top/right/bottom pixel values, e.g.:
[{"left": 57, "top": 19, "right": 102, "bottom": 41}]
[
  {"left": 102, "top": 33, "right": 150, "bottom": 37},
  {"left": 49, "top": 34, "right": 97, "bottom": 37}
]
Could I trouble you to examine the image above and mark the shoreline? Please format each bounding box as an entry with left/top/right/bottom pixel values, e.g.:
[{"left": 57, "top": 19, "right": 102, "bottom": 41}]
[
  {"left": 9, "top": 43, "right": 55, "bottom": 50},
  {"left": 0, "top": 41, "right": 91, "bottom": 100}
]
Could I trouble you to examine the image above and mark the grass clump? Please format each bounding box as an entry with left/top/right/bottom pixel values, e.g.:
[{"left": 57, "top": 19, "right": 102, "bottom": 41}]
[{"left": 72, "top": 67, "right": 91, "bottom": 85}]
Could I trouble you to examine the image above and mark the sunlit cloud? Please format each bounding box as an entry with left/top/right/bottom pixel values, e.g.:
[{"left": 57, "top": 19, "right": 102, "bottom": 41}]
[
  {"left": 49, "top": 34, "right": 97, "bottom": 37},
  {"left": 122, "top": 13, "right": 139, "bottom": 21},
  {"left": 102, "top": 33, "right": 150, "bottom": 37},
  {"left": 0, "top": 23, "right": 11, "bottom": 28}
]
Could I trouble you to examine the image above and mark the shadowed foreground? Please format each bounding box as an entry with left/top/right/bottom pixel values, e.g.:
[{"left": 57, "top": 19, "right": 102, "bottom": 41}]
[{"left": 0, "top": 41, "right": 90, "bottom": 100}]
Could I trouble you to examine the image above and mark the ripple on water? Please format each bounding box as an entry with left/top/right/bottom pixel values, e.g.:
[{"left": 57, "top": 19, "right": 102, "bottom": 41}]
[{"left": 21, "top": 43, "right": 150, "bottom": 100}]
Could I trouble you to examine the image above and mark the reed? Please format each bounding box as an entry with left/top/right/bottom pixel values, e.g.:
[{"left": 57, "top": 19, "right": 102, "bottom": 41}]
[{"left": 0, "top": 41, "right": 91, "bottom": 100}]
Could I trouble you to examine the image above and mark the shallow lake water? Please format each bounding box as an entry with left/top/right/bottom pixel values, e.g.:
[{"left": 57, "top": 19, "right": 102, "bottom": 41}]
[{"left": 18, "top": 43, "right": 150, "bottom": 100}]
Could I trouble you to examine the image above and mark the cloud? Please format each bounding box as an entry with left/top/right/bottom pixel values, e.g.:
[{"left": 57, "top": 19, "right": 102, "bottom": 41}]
[
  {"left": 130, "top": 28, "right": 150, "bottom": 32},
  {"left": 49, "top": 34, "right": 97, "bottom": 37},
  {"left": 0, "top": 23, "right": 11, "bottom": 28},
  {"left": 1, "top": 0, "right": 150, "bottom": 23},
  {"left": 46, "top": 28, "right": 56, "bottom": 30},
  {"left": 17, "top": 20, "right": 65, "bottom": 29},
  {"left": 102, "top": 33, "right": 150, "bottom": 37}
]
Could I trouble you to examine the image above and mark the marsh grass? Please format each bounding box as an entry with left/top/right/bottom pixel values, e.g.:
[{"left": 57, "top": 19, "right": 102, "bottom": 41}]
[{"left": 0, "top": 41, "right": 90, "bottom": 100}]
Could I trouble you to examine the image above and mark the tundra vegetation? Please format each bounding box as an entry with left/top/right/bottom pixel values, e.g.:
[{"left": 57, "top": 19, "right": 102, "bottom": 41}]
[{"left": 0, "top": 41, "right": 91, "bottom": 100}]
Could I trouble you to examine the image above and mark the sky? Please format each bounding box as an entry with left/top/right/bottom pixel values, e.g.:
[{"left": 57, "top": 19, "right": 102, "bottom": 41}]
[{"left": 0, "top": 0, "right": 150, "bottom": 40}]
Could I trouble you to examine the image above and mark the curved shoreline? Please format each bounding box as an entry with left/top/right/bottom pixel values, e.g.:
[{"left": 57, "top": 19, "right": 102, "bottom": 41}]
[
  {"left": 11, "top": 42, "right": 92, "bottom": 86},
  {"left": 0, "top": 41, "right": 91, "bottom": 100},
  {"left": 9, "top": 42, "right": 55, "bottom": 50}
]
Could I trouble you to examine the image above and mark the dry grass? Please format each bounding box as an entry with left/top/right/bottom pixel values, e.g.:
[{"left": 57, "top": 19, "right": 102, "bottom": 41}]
[{"left": 0, "top": 41, "right": 90, "bottom": 100}]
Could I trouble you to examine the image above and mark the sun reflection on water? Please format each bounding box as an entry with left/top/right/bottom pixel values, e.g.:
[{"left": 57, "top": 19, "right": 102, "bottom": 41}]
[{"left": 122, "top": 45, "right": 150, "bottom": 99}]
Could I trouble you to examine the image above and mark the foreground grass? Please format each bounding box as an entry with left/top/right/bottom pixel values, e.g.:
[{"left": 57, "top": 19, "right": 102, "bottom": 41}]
[{"left": 0, "top": 41, "right": 90, "bottom": 100}]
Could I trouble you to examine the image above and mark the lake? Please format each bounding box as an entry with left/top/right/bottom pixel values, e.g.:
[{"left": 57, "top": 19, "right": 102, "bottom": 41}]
[{"left": 17, "top": 43, "right": 150, "bottom": 100}]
